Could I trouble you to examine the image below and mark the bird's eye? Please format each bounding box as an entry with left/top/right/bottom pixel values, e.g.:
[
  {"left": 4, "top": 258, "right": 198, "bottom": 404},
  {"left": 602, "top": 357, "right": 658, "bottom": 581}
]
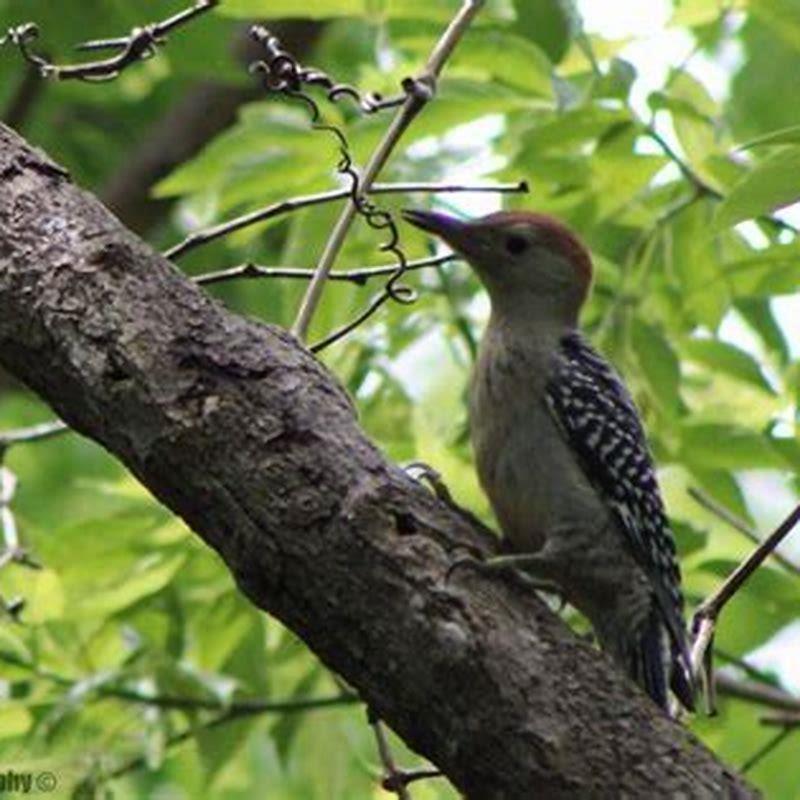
[{"left": 505, "top": 234, "right": 528, "bottom": 256}]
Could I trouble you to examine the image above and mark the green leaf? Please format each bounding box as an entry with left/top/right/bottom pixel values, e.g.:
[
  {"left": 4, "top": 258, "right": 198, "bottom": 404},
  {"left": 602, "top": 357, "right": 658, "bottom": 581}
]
[
  {"left": 191, "top": 592, "right": 259, "bottom": 673},
  {"left": 729, "top": 15, "right": 800, "bottom": 142},
  {"left": 630, "top": 319, "right": 682, "bottom": 415},
  {"left": 592, "top": 58, "right": 636, "bottom": 101},
  {"left": 689, "top": 468, "right": 751, "bottom": 523},
  {"left": 217, "top": 0, "right": 507, "bottom": 21},
  {"left": 682, "top": 338, "right": 776, "bottom": 394},
  {"left": 25, "top": 569, "right": 65, "bottom": 623},
  {"left": 0, "top": 628, "right": 32, "bottom": 666},
  {"left": 680, "top": 424, "right": 789, "bottom": 470},
  {"left": 749, "top": 0, "right": 800, "bottom": 51},
  {"left": 350, "top": 78, "right": 538, "bottom": 154},
  {"left": 735, "top": 298, "right": 790, "bottom": 365},
  {"left": 75, "top": 553, "right": 187, "bottom": 618},
  {"left": 590, "top": 150, "right": 667, "bottom": 220},
  {"left": 196, "top": 714, "right": 255, "bottom": 783},
  {"left": 771, "top": 436, "right": 800, "bottom": 473},
  {"left": 670, "top": 0, "right": 744, "bottom": 28},
  {"left": 154, "top": 105, "right": 338, "bottom": 199},
  {"left": 662, "top": 71, "right": 721, "bottom": 182},
  {"left": 722, "top": 242, "right": 800, "bottom": 297},
  {"left": 670, "top": 519, "right": 708, "bottom": 557},
  {"left": 520, "top": 106, "right": 631, "bottom": 152},
  {"left": 360, "top": 373, "right": 415, "bottom": 462},
  {"left": 0, "top": 706, "right": 32, "bottom": 739},
  {"left": 714, "top": 145, "right": 800, "bottom": 229},
  {"left": 667, "top": 198, "right": 729, "bottom": 328},
  {"left": 270, "top": 666, "right": 321, "bottom": 765},
  {"left": 440, "top": 30, "right": 554, "bottom": 96},
  {"left": 695, "top": 558, "right": 800, "bottom": 652},
  {"left": 647, "top": 92, "right": 713, "bottom": 125},
  {"left": 217, "top": 0, "right": 362, "bottom": 19},
  {"left": 739, "top": 123, "right": 800, "bottom": 150},
  {"left": 512, "top": 0, "right": 577, "bottom": 63}
]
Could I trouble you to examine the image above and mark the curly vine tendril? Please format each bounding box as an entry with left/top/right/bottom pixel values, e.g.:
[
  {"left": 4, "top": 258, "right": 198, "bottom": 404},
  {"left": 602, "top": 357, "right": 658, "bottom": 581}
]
[{"left": 249, "top": 26, "right": 418, "bottom": 353}]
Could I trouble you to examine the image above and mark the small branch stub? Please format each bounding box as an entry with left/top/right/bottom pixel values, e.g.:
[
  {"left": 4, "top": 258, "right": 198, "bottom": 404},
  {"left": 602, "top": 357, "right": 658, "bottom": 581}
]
[
  {"left": 690, "top": 503, "right": 800, "bottom": 713},
  {"left": 291, "top": 0, "right": 487, "bottom": 341}
]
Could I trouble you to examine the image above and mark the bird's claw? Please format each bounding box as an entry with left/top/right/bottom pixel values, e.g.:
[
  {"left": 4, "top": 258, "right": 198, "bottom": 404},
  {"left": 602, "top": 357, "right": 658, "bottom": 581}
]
[
  {"left": 404, "top": 461, "right": 454, "bottom": 505},
  {"left": 444, "top": 552, "right": 492, "bottom": 584},
  {"left": 446, "top": 551, "right": 565, "bottom": 597}
]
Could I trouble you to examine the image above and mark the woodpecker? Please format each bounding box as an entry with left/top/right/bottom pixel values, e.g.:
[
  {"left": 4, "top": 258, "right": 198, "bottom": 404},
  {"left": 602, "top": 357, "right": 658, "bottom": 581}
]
[{"left": 402, "top": 208, "right": 694, "bottom": 711}]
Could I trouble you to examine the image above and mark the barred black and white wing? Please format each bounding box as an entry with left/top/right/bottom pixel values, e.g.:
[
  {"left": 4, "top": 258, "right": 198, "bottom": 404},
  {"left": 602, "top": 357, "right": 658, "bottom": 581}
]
[{"left": 545, "top": 331, "right": 693, "bottom": 708}]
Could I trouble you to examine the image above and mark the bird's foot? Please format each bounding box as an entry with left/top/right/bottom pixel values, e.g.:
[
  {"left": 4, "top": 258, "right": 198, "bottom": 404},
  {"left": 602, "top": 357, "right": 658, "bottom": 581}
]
[
  {"left": 405, "top": 461, "right": 454, "bottom": 505},
  {"left": 405, "top": 461, "right": 498, "bottom": 543},
  {"left": 446, "top": 552, "right": 563, "bottom": 596}
]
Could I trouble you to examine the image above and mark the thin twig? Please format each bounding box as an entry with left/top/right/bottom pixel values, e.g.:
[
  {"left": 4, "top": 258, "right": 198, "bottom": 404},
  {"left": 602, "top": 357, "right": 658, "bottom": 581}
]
[
  {"left": 0, "top": 420, "right": 68, "bottom": 453},
  {"left": 291, "top": 0, "right": 486, "bottom": 341},
  {"left": 0, "top": 456, "right": 44, "bottom": 583},
  {"left": 117, "top": 689, "right": 358, "bottom": 715},
  {"left": 0, "top": 470, "right": 40, "bottom": 568},
  {"left": 99, "top": 691, "right": 356, "bottom": 785},
  {"left": 367, "top": 710, "right": 441, "bottom": 799},
  {"left": 165, "top": 181, "right": 523, "bottom": 261},
  {"left": 194, "top": 253, "right": 457, "bottom": 287},
  {"left": 761, "top": 711, "right": 800, "bottom": 727},
  {"left": 249, "top": 25, "right": 401, "bottom": 114},
  {"left": 370, "top": 712, "right": 412, "bottom": 800},
  {"left": 739, "top": 726, "right": 795, "bottom": 773},
  {"left": 0, "top": 466, "right": 19, "bottom": 551},
  {"left": 689, "top": 486, "right": 800, "bottom": 576},
  {"left": 693, "top": 502, "right": 800, "bottom": 630},
  {"left": 309, "top": 290, "right": 405, "bottom": 353},
  {"left": 645, "top": 121, "right": 798, "bottom": 235},
  {"left": 690, "top": 503, "right": 800, "bottom": 711},
  {"left": 643, "top": 123, "right": 715, "bottom": 197},
  {"left": 2, "top": 62, "right": 44, "bottom": 129},
  {"left": 0, "top": 650, "right": 359, "bottom": 714},
  {"left": 0, "top": 422, "right": 66, "bottom": 581},
  {"left": 716, "top": 648, "right": 786, "bottom": 685},
  {"left": 249, "top": 27, "right": 420, "bottom": 333},
  {"left": 3, "top": 1, "right": 217, "bottom": 82},
  {"left": 384, "top": 768, "right": 444, "bottom": 795},
  {"left": 595, "top": 187, "right": 704, "bottom": 349},
  {"left": 717, "top": 673, "right": 800, "bottom": 713}
]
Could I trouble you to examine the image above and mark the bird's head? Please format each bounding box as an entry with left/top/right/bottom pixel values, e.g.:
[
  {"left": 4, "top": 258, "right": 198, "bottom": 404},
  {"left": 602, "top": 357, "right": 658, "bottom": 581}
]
[{"left": 402, "top": 208, "right": 592, "bottom": 327}]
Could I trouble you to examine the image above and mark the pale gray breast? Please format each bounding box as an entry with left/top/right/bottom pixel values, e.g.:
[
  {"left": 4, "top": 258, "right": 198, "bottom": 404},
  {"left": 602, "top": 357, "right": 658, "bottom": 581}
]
[{"left": 469, "top": 329, "right": 608, "bottom": 552}]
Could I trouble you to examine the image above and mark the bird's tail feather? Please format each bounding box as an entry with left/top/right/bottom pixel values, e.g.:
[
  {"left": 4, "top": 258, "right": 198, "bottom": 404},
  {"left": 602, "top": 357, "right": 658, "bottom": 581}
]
[
  {"left": 670, "top": 639, "right": 695, "bottom": 711},
  {"left": 630, "top": 608, "right": 695, "bottom": 712},
  {"left": 631, "top": 608, "right": 669, "bottom": 710}
]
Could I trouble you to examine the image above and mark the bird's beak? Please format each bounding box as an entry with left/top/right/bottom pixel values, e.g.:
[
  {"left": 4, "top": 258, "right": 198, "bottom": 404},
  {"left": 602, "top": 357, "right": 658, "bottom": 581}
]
[{"left": 401, "top": 209, "right": 470, "bottom": 251}]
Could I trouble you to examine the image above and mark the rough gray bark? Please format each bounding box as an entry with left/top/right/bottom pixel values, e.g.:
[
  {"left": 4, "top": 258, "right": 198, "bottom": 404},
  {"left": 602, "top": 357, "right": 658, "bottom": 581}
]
[{"left": 0, "top": 123, "right": 757, "bottom": 799}]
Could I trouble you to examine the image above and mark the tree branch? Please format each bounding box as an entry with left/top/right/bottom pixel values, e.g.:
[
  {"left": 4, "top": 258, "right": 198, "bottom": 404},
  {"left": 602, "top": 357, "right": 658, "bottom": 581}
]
[
  {"left": 0, "top": 123, "right": 757, "bottom": 798},
  {"left": 3, "top": 1, "right": 218, "bottom": 82},
  {"left": 100, "top": 21, "right": 324, "bottom": 235},
  {"left": 761, "top": 712, "right": 800, "bottom": 728},
  {"left": 194, "top": 253, "right": 457, "bottom": 288},
  {"left": 166, "top": 182, "right": 524, "bottom": 261},
  {"left": 291, "top": 0, "right": 486, "bottom": 340},
  {"left": 716, "top": 673, "right": 800, "bottom": 714},
  {"left": 0, "top": 650, "right": 358, "bottom": 714},
  {"left": 1, "top": 63, "right": 45, "bottom": 130},
  {"left": 100, "top": 692, "right": 355, "bottom": 786},
  {"left": 0, "top": 419, "right": 67, "bottom": 453},
  {"left": 689, "top": 486, "right": 800, "bottom": 576},
  {"left": 690, "top": 503, "right": 800, "bottom": 712}
]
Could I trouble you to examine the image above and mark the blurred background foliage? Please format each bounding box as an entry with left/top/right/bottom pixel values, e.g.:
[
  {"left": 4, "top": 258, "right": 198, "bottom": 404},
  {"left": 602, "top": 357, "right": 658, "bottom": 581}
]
[{"left": 1, "top": 0, "right": 799, "bottom": 797}]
